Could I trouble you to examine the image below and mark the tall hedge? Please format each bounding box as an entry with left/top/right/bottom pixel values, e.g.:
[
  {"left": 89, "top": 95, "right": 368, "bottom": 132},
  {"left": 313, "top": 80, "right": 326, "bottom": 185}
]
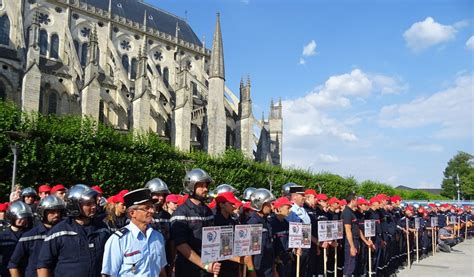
[{"left": 0, "top": 101, "right": 444, "bottom": 201}]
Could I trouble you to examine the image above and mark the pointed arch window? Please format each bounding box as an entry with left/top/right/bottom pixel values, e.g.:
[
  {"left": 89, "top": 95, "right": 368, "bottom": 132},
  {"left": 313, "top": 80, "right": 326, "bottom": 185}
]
[
  {"left": 163, "top": 67, "right": 169, "bottom": 88},
  {"left": 50, "top": 34, "right": 59, "bottom": 59},
  {"left": 0, "top": 14, "right": 10, "bottom": 46},
  {"left": 47, "top": 91, "right": 58, "bottom": 114},
  {"left": 130, "top": 57, "right": 137, "bottom": 80},
  {"left": 122, "top": 54, "right": 129, "bottom": 74},
  {"left": 155, "top": 64, "right": 161, "bottom": 76},
  {"left": 73, "top": 40, "right": 80, "bottom": 57},
  {"left": 39, "top": 29, "right": 48, "bottom": 56},
  {"left": 81, "top": 42, "right": 88, "bottom": 66}
]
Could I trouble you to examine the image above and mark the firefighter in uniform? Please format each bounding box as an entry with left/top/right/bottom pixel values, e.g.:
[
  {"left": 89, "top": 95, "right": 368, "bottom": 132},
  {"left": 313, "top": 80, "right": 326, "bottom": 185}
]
[
  {"left": 247, "top": 188, "right": 276, "bottom": 277},
  {"left": 269, "top": 197, "right": 293, "bottom": 277},
  {"left": 0, "top": 201, "right": 33, "bottom": 277},
  {"left": 36, "top": 184, "right": 110, "bottom": 277},
  {"left": 170, "top": 168, "right": 220, "bottom": 277},
  {"left": 8, "top": 195, "right": 65, "bottom": 276}
]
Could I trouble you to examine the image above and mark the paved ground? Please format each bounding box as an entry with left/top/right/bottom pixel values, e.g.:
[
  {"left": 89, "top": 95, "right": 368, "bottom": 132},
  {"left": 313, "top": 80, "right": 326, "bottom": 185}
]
[{"left": 398, "top": 238, "right": 474, "bottom": 277}]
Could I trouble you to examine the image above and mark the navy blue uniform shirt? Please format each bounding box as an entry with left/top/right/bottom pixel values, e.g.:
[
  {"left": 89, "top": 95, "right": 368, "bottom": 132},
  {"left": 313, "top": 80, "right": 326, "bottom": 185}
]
[
  {"left": 37, "top": 217, "right": 110, "bottom": 277},
  {"left": 8, "top": 222, "right": 50, "bottom": 276},
  {"left": 247, "top": 212, "right": 274, "bottom": 277},
  {"left": 170, "top": 198, "right": 214, "bottom": 277},
  {"left": 0, "top": 227, "right": 27, "bottom": 277}
]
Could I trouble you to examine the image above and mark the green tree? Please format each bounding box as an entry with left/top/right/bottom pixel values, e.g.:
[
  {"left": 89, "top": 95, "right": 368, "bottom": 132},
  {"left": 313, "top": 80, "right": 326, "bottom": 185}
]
[{"left": 441, "top": 151, "right": 474, "bottom": 200}]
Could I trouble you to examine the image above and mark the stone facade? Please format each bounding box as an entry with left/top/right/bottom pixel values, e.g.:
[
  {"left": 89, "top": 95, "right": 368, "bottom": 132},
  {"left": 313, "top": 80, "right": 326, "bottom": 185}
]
[{"left": 0, "top": 0, "right": 283, "bottom": 165}]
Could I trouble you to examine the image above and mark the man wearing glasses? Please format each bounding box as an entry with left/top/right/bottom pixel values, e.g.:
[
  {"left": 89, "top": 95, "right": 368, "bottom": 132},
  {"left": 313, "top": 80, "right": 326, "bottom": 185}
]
[{"left": 101, "top": 188, "right": 167, "bottom": 277}]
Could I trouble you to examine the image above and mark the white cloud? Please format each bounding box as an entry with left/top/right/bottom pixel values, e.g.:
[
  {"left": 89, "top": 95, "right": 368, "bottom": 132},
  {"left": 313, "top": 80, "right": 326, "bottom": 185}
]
[
  {"left": 372, "top": 74, "right": 409, "bottom": 95},
  {"left": 466, "top": 36, "right": 474, "bottom": 50},
  {"left": 406, "top": 142, "right": 444, "bottom": 153},
  {"left": 378, "top": 73, "right": 474, "bottom": 138},
  {"left": 302, "top": 40, "right": 317, "bottom": 56},
  {"left": 299, "top": 58, "right": 306, "bottom": 65},
  {"left": 403, "top": 17, "right": 457, "bottom": 52},
  {"left": 319, "top": 154, "right": 340, "bottom": 163}
]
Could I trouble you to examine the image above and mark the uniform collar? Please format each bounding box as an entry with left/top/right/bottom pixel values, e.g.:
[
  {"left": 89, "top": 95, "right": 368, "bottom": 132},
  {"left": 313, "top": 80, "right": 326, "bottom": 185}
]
[{"left": 129, "top": 221, "right": 153, "bottom": 239}]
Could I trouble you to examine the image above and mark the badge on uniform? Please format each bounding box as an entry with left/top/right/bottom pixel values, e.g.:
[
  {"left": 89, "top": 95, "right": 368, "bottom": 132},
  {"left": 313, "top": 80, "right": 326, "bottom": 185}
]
[{"left": 124, "top": 250, "right": 141, "bottom": 257}]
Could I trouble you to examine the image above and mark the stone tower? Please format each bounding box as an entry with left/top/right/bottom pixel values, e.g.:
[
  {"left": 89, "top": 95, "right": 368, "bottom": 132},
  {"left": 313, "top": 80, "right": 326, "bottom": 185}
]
[
  {"left": 268, "top": 98, "right": 283, "bottom": 165},
  {"left": 81, "top": 26, "right": 101, "bottom": 120},
  {"left": 236, "top": 76, "right": 253, "bottom": 159},
  {"left": 21, "top": 12, "right": 42, "bottom": 112},
  {"left": 205, "top": 13, "right": 226, "bottom": 156},
  {"left": 132, "top": 35, "right": 151, "bottom": 133}
]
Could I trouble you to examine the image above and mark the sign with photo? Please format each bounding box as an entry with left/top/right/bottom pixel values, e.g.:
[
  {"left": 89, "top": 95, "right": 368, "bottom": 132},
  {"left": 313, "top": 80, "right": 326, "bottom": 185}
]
[
  {"left": 233, "top": 224, "right": 262, "bottom": 256},
  {"left": 414, "top": 217, "right": 420, "bottom": 229},
  {"left": 364, "top": 220, "right": 376, "bottom": 238},
  {"left": 289, "top": 222, "right": 312, "bottom": 249},
  {"left": 201, "top": 225, "right": 234, "bottom": 263},
  {"left": 318, "top": 220, "right": 341, "bottom": 241}
]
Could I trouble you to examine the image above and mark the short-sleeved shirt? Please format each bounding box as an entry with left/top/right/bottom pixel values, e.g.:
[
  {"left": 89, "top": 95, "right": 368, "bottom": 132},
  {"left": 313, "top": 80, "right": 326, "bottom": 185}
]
[
  {"left": 341, "top": 206, "right": 359, "bottom": 241},
  {"left": 288, "top": 204, "right": 311, "bottom": 224},
  {"left": 8, "top": 222, "right": 50, "bottom": 276},
  {"left": 170, "top": 198, "right": 214, "bottom": 276},
  {"left": 101, "top": 222, "right": 167, "bottom": 276},
  {"left": 37, "top": 217, "right": 110, "bottom": 277}
]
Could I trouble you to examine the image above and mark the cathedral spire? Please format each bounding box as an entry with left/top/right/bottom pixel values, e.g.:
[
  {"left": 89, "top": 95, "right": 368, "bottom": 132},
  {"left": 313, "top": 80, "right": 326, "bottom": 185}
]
[
  {"left": 209, "top": 13, "right": 225, "bottom": 80},
  {"left": 88, "top": 25, "right": 98, "bottom": 65},
  {"left": 247, "top": 75, "right": 251, "bottom": 88},
  {"left": 29, "top": 11, "right": 40, "bottom": 49}
]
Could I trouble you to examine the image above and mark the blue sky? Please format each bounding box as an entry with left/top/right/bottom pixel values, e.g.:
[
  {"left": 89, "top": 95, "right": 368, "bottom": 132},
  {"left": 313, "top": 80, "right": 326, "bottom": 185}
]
[{"left": 150, "top": 0, "right": 473, "bottom": 189}]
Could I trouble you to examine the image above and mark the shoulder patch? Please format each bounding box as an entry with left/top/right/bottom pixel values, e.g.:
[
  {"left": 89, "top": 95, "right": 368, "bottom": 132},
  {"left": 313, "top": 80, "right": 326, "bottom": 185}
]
[{"left": 113, "top": 227, "right": 130, "bottom": 238}]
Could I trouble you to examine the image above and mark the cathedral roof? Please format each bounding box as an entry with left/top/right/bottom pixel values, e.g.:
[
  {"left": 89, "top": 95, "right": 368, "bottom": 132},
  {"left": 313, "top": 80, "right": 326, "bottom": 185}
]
[{"left": 80, "top": 0, "right": 202, "bottom": 46}]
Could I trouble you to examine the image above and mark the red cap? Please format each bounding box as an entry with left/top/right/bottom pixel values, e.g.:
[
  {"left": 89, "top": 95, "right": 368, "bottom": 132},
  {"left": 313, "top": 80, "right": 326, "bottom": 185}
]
[
  {"left": 114, "top": 195, "right": 125, "bottom": 204},
  {"left": 406, "top": 206, "right": 414, "bottom": 212},
  {"left": 117, "top": 190, "right": 129, "bottom": 197},
  {"left": 339, "top": 199, "right": 347, "bottom": 206},
  {"left": 328, "top": 197, "right": 339, "bottom": 205},
  {"left": 107, "top": 195, "right": 117, "bottom": 203},
  {"left": 50, "top": 184, "right": 66, "bottom": 193},
  {"left": 369, "top": 196, "right": 380, "bottom": 205},
  {"left": 441, "top": 203, "right": 449, "bottom": 208},
  {"left": 357, "top": 198, "right": 369, "bottom": 206},
  {"left": 207, "top": 199, "right": 216, "bottom": 209},
  {"left": 305, "top": 189, "right": 318, "bottom": 197},
  {"left": 166, "top": 194, "right": 180, "bottom": 203},
  {"left": 273, "top": 197, "right": 293, "bottom": 209},
  {"left": 317, "top": 193, "right": 328, "bottom": 201},
  {"left": 0, "top": 203, "right": 7, "bottom": 212},
  {"left": 91, "top": 186, "right": 103, "bottom": 194},
  {"left": 376, "top": 194, "right": 388, "bottom": 201},
  {"left": 390, "top": 195, "right": 402, "bottom": 202},
  {"left": 38, "top": 184, "right": 51, "bottom": 193},
  {"left": 215, "top": 192, "right": 242, "bottom": 207},
  {"left": 242, "top": 201, "right": 252, "bottom": 211},
  {"left": 177, "top": 194, "right": 188, "bottom": 206},
  {"left": 428, "top": 203, "right": 436, "bottom": 208}
]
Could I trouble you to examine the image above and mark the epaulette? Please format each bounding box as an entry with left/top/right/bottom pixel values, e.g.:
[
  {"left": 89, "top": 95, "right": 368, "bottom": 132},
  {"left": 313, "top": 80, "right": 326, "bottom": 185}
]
[{"left": 113, "top": 227, "right": 129, "bottom": 238}]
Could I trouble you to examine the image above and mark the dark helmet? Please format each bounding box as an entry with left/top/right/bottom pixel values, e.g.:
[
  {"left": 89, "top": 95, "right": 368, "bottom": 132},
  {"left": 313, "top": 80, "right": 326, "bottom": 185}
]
[
  {"left": 145, "top": 178, "right": 171, "bottom": 194},
  {"left": 250, "top": 188, "right": 275, "bottom": 211},
  {"left": 37, "top": 195, "right": 66, "bottom": 221},
  {"left": 6, "top": 201, "right": 33, "bottom": 223},
  {"left": 281, "top": 182, "right": 298, "bottom": 197},
  {"left": 66, "top": 184, "right": 98, "bottom": 217},
  {"left": 215, "top": 184, "right": 238, "bottom": 195},
  {"left": 183, "top": 168, "right": 213, "bottom": 194},
  {"left": 21, "top": 187, "right": 38, "bottom": 199},
  {"left": 242, "top": 187, "right": 257, "bottom": 201}
]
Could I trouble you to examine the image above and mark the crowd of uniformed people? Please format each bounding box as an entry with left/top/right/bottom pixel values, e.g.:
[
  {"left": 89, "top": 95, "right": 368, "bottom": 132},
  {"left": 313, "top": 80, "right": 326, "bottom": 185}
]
[{"left": 0, "top": 168, "right": 472, "bottom": 277}]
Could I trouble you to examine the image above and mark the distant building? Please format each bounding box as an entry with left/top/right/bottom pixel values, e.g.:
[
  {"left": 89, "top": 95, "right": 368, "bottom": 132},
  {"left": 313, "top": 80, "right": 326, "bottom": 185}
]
[{"left": 0, "top": 0, "right": 283, "bottom": 165}]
